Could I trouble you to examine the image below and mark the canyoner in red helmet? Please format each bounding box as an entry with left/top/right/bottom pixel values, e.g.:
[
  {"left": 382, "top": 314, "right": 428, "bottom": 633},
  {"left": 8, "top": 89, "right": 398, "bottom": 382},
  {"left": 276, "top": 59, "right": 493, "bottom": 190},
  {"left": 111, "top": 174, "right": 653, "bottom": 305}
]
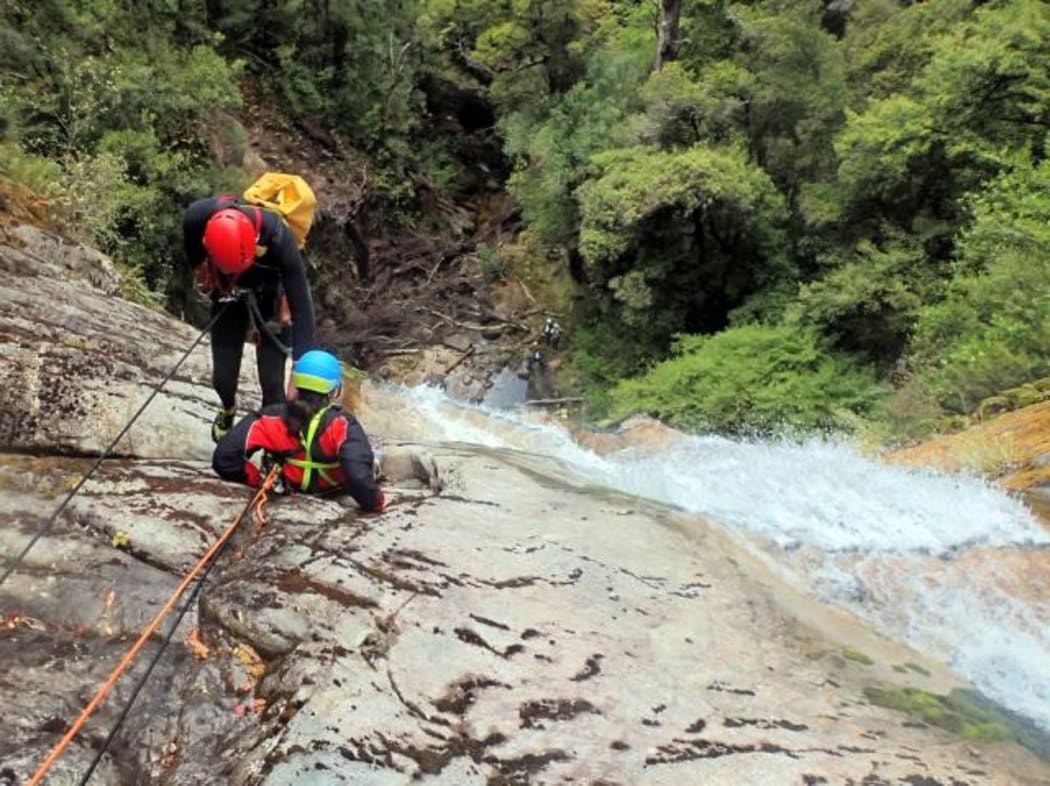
[
  {"left": 183, "top": 193, "right": 316, "bottom": 442},
  {"left": 211, "top": 350, "right": 386, "bottom": 513},
  {"left": 202, "top": 207, "right": 257, "bottom": 275}
]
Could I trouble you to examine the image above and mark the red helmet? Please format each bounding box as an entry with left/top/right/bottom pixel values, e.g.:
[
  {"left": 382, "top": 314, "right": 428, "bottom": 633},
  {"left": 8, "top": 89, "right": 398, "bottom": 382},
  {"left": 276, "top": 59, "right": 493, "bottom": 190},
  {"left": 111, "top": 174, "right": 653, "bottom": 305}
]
[{"left": 203, "top": 208, "right": 257, "bottom": 274}]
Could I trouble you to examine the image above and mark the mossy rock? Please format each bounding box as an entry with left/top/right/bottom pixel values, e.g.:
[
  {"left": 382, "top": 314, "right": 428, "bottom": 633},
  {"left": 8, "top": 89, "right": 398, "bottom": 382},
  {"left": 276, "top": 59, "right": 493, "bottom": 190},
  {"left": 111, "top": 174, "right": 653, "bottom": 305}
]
[
  {"left": 865, "top": 686, "right": 1050, "bottom": 759},
  {"left": 977, "top": 395, "right": 1011, "bottom": 420},
  {"left": 842, "top": 648, "right": 874, "bottom": 666},
  {"left": 903, "top": 661, "right": 931, "bottom": 677},
  {"left": 972, "top": 377, "right": 1050, "bottom": 422}
]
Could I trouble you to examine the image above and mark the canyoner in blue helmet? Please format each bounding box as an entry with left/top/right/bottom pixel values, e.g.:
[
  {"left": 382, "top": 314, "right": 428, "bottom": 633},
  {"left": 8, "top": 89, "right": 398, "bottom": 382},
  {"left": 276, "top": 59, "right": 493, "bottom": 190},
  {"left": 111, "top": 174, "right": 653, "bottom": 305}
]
[
  {"left": 212, "top": 350, "right": 386, "bottom": 512},
  {"left": 290, "top": 349, "right": 344, "bottom": 394}
]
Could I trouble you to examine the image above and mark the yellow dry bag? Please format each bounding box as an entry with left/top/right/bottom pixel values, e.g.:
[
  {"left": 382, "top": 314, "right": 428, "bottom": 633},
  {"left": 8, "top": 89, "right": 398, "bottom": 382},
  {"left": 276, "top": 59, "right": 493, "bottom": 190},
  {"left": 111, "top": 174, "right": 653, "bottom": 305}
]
[{"left": 243, "top": 172, "right": 317, "bottom": 249}]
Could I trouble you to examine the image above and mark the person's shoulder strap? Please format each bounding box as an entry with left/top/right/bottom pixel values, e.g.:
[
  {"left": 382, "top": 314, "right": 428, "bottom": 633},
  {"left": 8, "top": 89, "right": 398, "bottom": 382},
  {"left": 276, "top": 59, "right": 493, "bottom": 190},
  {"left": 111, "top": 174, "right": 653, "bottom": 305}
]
[{"left": 301, "top": 404, "right": 333, "bottom": 454}]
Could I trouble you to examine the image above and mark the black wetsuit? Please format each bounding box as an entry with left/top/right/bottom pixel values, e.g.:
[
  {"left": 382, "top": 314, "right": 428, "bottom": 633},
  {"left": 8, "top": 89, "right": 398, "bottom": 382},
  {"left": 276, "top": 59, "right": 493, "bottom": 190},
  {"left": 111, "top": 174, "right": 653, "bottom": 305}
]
[{"left": 183, "top": 197, "right": 316, "bottom": 409}]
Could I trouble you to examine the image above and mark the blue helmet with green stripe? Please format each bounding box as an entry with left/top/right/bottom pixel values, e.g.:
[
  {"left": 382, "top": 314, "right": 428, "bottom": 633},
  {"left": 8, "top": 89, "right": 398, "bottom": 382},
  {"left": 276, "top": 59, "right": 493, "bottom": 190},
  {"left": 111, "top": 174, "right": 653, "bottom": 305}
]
[{"left": 292, "top": 350, "right": 343, "bottom": 394}]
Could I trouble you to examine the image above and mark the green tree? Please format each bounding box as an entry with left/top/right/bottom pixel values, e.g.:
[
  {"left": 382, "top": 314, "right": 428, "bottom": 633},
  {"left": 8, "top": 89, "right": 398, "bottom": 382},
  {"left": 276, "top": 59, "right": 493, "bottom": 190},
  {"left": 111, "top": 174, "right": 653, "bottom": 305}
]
[
  {"left": 827, "top": 0, "right": 1050, "bottom": 245},
  {"left": 786, "top": 231, "right": 944, "bottom": 367},
  {"left": 792, "top": 0, "right": 1050, "bottom": 390},
  {"left": 1, "top": 0, "right": 242, "bottom": 301},
  {"left": 637, "top": 59, "right": 750, "bottom": 149},
  {"left": 903, "top": 151, "right": 1050, "bottom": 416},
  {"left": 209, "top": 0, "right": 423, "bottom": 148},
  {"left": 577, "top": 143, "right": 790, "bottom": 340},
  {"left": 841, "top": 0, "right": 973, "bottom": 100},
  {"left": 503, "top": 61, "right": 647, "bottom": 247},
  {"left": 499, "top": 2, "right": 653, "bottom": 248},
  {"left": 418, "top": 0, "right": 603, "bottom": 110},
  {"left": 727, "top": 1, "right": 847, "bottom": 205}
]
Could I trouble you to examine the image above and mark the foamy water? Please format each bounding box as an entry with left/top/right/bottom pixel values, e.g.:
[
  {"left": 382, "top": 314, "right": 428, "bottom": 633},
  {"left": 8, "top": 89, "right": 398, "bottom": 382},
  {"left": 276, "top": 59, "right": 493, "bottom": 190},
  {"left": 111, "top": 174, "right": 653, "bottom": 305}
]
[{"left": 389, "top": 385, "right": 1050, "bottom": 733}]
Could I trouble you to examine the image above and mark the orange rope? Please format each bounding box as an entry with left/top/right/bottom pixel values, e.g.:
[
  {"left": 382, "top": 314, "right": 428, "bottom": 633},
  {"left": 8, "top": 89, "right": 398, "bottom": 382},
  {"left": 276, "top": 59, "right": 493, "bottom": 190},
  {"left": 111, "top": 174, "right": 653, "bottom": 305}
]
[{"left": 26, "top": 468, "right": 278, "bottom": 786}]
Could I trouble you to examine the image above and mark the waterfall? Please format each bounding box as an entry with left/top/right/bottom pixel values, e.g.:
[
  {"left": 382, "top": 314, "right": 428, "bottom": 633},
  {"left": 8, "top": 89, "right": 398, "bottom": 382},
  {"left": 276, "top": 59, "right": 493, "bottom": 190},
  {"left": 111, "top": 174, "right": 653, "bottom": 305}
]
[{"left": 386, "top": 384, "right": 1050, "bottom": 734}]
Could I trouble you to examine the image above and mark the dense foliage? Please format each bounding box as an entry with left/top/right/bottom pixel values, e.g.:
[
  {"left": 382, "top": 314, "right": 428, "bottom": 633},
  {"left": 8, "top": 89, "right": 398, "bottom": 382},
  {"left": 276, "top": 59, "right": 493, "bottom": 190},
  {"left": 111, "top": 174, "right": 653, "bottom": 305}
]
[
  {"left": 2, "top": 0, "right": 1048, "bottom": 439},
  {"left": 606, "top": 325, "right": 879, "bottom": 436}
]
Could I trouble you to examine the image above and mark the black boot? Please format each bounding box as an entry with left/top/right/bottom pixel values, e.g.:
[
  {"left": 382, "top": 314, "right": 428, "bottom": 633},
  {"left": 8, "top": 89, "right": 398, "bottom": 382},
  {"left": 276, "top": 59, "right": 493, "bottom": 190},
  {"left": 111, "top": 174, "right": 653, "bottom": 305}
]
[{"left": 211, "top": 407, "right": 236, "bottom": 443}]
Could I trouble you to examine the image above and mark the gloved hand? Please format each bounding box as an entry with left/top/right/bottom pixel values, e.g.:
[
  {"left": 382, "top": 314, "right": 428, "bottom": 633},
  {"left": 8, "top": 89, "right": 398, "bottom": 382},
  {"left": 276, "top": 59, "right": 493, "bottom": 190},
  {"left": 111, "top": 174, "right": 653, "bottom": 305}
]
[
  {"left": 195, "top": 262, "right": 217, "bottom": 295},
  {"left": 370, "top": 489, "right": 387, "bottom": 513},
  {"left": 261, "top": 453, "right": 289, "bottom": 495}
]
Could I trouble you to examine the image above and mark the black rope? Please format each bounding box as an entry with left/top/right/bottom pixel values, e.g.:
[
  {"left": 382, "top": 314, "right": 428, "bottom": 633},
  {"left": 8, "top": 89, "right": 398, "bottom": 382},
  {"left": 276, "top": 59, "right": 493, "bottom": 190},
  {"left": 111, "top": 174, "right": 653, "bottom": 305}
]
[
  {"left": 75, "top": 484, "right": 260, "bottom": 786},
  {"left": 244, "top": 290, "right": 293, "bottom": 357},
  {"left": 77, "top": 568, "right": 209, "bottom": 785},
  {"left": 0, "top": 305, "right": 230, "bottom": 590}
]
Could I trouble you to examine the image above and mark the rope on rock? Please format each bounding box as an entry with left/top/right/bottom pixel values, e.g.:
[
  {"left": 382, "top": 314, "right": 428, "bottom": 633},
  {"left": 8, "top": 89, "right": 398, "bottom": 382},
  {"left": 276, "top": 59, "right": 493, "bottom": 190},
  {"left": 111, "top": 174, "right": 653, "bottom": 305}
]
[
  {"left": 26, "top": 466, "right": 279, "bottom": 786},
  {"left": 0, "top": 305, "right": 230, "bottom": 591}
]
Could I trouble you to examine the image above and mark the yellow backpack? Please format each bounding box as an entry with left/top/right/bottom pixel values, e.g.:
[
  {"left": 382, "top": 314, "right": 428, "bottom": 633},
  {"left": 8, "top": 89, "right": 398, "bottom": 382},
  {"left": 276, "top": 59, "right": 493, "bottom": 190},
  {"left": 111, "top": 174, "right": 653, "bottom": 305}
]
[{"left": 243, "top": 172, "right": 317, "bottom": 249}]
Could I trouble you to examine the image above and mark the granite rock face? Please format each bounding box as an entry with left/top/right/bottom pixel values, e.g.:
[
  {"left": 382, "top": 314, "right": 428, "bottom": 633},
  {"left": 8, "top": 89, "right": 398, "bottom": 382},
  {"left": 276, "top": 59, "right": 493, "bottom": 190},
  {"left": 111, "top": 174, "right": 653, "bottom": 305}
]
[{"left": 0, "top": 223, "right": 258, "bottom": 460}]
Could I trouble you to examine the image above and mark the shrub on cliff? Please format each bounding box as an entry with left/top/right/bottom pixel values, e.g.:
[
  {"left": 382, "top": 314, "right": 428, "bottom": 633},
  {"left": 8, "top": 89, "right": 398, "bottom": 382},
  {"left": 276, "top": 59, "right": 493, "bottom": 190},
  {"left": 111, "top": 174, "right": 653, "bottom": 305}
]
[{"left": 604, "top": 323, "right": 880, "bottom": 435}]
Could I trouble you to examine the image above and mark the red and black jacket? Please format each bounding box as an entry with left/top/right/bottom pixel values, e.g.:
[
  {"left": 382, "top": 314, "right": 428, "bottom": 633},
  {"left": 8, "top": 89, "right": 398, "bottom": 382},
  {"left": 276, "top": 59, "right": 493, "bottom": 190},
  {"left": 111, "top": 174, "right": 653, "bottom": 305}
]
[{"left": 212, "top": 403, "right": 383, "bottom": 512}]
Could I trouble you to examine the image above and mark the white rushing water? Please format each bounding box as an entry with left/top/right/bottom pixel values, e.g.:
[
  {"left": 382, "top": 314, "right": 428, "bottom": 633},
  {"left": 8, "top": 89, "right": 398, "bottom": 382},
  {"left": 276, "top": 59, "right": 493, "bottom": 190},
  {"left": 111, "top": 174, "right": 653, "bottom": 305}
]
[{"left": 392, "top": 384, "right": 1050, "bottom": 733}]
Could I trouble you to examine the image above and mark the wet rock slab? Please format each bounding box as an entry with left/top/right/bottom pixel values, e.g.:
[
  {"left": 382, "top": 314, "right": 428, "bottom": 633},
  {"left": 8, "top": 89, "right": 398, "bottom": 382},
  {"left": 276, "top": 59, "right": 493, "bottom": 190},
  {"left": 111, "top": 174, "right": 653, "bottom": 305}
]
[
  {"left": 5, "top": 448, "right": 1043, "bottom": 784},
  {"left": 0, "top": 456, "right": 187, "bottom": 784}
]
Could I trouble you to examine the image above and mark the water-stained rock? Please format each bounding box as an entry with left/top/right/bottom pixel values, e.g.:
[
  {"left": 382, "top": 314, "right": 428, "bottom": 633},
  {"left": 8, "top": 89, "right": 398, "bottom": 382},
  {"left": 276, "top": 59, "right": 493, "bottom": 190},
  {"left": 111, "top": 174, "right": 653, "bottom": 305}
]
[{"left": 7, "top": 443, "right": 1046, "bottom": 784}]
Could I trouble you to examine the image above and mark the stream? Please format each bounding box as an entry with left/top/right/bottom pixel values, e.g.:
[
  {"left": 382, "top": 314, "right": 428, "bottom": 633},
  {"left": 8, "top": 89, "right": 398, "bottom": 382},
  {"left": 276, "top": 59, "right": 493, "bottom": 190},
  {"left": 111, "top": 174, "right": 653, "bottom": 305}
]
[{"left": 391, "top": 384, "right": 1050, "bottom": 736}]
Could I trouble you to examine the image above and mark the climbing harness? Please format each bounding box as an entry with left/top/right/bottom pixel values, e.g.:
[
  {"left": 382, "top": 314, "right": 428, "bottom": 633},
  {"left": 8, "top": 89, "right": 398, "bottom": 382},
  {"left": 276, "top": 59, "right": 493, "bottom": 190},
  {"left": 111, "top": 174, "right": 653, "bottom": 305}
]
[
  {"left": 26, "top": 466, "right": 281, "bottom": 786},
  {"left": 0, "top": 304, "right": 232, "bottom": 591},
  {"left": 216, "top": 285, "right": 248, "bottom": 304},
  {"left": 214, "top": 286, "right": 291, "bottom": 355},
  {"left": 283, "top": 405, "right": 340, "bottom": 491}
]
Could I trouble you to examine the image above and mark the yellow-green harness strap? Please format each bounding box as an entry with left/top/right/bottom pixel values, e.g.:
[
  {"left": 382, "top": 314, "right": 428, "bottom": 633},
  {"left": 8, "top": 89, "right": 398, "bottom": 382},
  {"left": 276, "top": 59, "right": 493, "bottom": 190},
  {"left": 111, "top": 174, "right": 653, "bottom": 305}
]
[{"left": 285, "top": 405, "right": 340, "bottom": 492}]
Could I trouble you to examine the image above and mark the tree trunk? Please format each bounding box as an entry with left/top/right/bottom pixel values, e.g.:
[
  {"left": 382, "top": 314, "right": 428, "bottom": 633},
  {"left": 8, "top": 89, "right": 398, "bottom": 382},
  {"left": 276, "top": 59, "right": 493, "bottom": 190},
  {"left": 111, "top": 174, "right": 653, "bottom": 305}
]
[
  {"left": 656, "top": 0, "right": 683, "bottom": 70},
  {"left": 345, "top": 221, "right": 370, "bottom": 282}
]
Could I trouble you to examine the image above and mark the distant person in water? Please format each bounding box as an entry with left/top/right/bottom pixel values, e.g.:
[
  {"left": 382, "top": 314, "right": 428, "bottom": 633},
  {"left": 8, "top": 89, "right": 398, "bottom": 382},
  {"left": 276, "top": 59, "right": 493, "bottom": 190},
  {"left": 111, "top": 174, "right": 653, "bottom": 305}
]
[
  {"left": 212, "top": 350, "right": 386, "bottom": 512},
  {"left": 542, "top": 317, "right": 563, "bottom": 349},
  {"left": 528, "top": 346, "right": 545, "bottom": 375}
]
